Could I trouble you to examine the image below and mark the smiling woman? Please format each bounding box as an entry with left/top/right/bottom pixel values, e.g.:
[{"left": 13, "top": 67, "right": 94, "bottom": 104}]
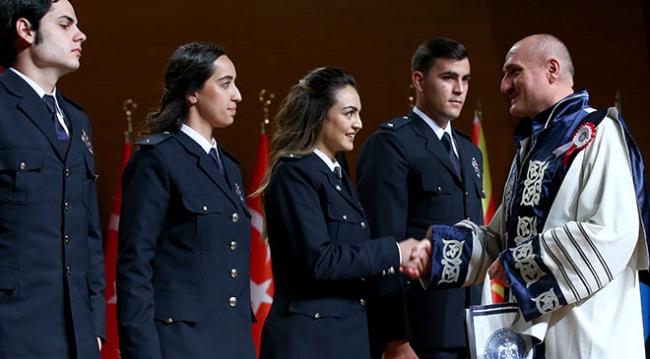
[{"left": 256, "top": 67, "right": 427, "bottom": 359}]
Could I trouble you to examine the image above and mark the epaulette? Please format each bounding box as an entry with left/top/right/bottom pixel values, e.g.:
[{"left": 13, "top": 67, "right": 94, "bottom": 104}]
[
  {"left": 220, "top": 147, "right": 241, "bottom": 164},
  {"left": 60, "top": 93, "right": 85, "bottom": 111},
  {"left": 379, "top": 115, "right": 412, "bottom": 130},
  {"left": 279, "top": 153, "right": 302, "bottom": 161},
  {"left": 136, "top": 131, "right": 174, "bottom": 147}
]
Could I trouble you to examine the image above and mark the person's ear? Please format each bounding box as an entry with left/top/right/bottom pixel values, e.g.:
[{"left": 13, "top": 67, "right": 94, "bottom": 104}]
[
  {"left": 16, "top": 18, "right": 37, "bottom": 45},
  {"left": 546, "top": 58, "right": 561, "bottom": 84},
  {"left": 412, "top": 71, "right": 426, "bottom": 93}
]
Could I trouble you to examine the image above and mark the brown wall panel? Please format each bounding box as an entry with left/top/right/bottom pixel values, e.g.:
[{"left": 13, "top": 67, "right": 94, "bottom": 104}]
[{"left": 54, "top": 0, "right": 648, "bottom": 238}]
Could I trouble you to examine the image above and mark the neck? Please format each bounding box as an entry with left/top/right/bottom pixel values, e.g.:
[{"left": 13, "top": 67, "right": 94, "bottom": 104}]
[{"left": 13, "top": 58, "right": 62, "bottom": 93}]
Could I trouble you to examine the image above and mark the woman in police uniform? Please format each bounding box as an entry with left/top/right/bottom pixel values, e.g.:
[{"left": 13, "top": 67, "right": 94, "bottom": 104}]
[
  {"left": 116, "top": 42, "right": 255, "bottom": 359},
  {"left": 258, "top": 67, "right": 424, "bottom": 359}
]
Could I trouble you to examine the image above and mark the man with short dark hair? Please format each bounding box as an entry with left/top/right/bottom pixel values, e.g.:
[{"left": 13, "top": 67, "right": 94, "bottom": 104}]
[
  {"left": 357, "top": 37, "right": 484, "bottom": 359},
  {"left": 0, "top": 1, "right": 105, "bottom": 357}
]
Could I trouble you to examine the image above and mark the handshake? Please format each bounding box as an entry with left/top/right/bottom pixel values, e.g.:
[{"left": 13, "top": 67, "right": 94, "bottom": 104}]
[{"left": 397, "top": 237, "right": 432, "bottom": 280}]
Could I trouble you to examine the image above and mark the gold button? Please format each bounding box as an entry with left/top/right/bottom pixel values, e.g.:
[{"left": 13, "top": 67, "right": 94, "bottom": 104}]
[
  {"left": 314, "top": 313, "right": 321, "bottom": 319},
  {"left": 230, "top": 269, "right": 238, "bottom": 278},
  {"left": 230, "top": 241, "right": 237, "bottom": 251},
  {"left": 19, "top": 162, "right": 26, "bottom": 170},
  {"left": 64, "top": 202, "right": 70, "bottom": 211},
  {"left": 342, "top": 214, "right": 347, "bottom": 221},
  {"left": 65, "top": 168, "right": 71, "bottom": 178},
  {"left": 228, "top": 297, "right": 237, "bottom": 307},
  {"left": 165, "top": 318, "right": 173, "bottom": 324},
  {"left": 64, "top": 234, "right": 70, "bottom": 244},
  {"left": 360, "top": 299, "right": 367, "bottom": 306},
  {"left": 232, "top": 213, "right": 239, "bottom": 223},
  {"left": 360, "top": 222, "right": 367, "bottom": 230},
  {"left": 202, "top": 205, "right": 208, "bottom": 212}
]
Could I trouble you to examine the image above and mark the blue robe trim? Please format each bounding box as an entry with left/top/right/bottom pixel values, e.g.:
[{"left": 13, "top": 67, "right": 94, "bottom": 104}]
[{"left": 428, "top": 225, "right": 474, "bottom": 289}]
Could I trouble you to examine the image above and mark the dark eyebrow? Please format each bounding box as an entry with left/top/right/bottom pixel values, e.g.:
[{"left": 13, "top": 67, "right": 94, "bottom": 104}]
[
  {"left": 342, "top": 106, "right": 359, "bottom": 112},
  {"left": 58, "top": 15, "right": 75, "bottom": 23},
  {"left": 440, "top": 70, "right": 460, "bottom": 77},
  {"left": 217, "top": 75, "right": 234, "bottom": 81}
]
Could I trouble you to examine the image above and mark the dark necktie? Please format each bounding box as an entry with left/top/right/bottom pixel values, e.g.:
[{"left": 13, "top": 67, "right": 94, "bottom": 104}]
[
  {"left": 442, "top": 132, "right": 461, "bottom": 177},
  {"left": 209, "top": 147, "right": 224, "bottom": 175},
  {"left": 43, "top": 94, "right": 69, "bottom": 141}
]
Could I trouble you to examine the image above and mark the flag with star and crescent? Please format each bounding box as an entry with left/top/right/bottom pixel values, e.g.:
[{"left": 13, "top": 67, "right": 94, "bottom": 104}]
[{"left": 248, "top": 129, "right": 274, "bottom": 356}]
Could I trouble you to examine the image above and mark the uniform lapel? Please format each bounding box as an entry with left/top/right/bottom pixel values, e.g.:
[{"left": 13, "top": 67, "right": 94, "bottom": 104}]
[
  {"left": 3, "top": 72, "right": 67, "bottom": 161},
  {"left": 410, "top": 112, "right": 462, "bottom": 182},
  {"left": 309, "top": 154, "right": 365, "bottom": 215},
  {"left": 175, "top": 133, "right": 239, "bottom": 208}
]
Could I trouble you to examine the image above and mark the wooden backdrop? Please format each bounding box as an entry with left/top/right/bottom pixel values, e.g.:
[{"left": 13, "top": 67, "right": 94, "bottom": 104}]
[{"left": 59, "top": 0, "right": 650, "bottom": 237}]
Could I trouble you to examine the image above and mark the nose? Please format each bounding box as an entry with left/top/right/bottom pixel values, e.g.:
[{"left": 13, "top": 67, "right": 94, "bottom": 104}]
[
  {"left": 352, "top": 115, "right": 362, "bottom": 130},
  {"left": 500, "top": 76, "right": 511, "bottom": 94},
  {"left": 232, "top": 84, "right": 242, "bottom": 102},
  {"left": 453, "top": 79, "right": 464, "bottom": 95},
  {"left": 76, "top": 26, "right": 87, "bottom": 43}
]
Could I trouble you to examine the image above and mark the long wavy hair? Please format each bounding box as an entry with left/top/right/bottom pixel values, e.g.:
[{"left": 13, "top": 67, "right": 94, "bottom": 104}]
[
  {"left": 144, "top": 42, "right": 227, "bottom": 135},
  {"left": 255, "top": 66, "right": 356, "bottom": 235}
]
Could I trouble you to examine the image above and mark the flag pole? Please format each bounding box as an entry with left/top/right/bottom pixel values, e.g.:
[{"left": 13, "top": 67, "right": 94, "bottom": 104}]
[
  {"left": 259, "top": 89, "right": 274, "bottom": 133},
  {"left": 408, "top": 83, "right": 415, "bottom": 109},
  {"left": 122, "top": 99, "right": 137, "bottom": 144},
  {"left": 476, "top": 98, "right": 482, "bottom": 121}
]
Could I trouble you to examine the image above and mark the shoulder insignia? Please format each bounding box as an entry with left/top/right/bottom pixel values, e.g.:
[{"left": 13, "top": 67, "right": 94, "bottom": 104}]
[
  {"left": 380, "top": 115, "right": 411, "bottom": 130},
  {"left": 279, "top": 153, "right": 302, "bottom": 161},
  {"left": 136, "top": 131, "right": 174, "bottom": 147}
]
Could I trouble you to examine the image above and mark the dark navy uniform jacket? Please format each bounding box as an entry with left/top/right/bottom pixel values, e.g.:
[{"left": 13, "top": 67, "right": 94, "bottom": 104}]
[
  {"left": 0, "top": 70, "right": 105, "bottom": 358},
  {"left": 357, "top": 111, "right": 484, "bottom": 354},
  {"left": 260, "top": 152, "right": 401, "bottom": 359},
  {"left": 116, "top": 130, "right": 255, "bottom": 359}
]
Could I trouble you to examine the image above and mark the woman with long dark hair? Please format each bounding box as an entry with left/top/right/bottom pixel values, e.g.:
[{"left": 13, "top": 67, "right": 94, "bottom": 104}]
[
  {"left": 116, "top": 42, "right": 255, "bottom": 358},
  {"left": 258, "top": 67, "right": 425, "bottom": 358}
]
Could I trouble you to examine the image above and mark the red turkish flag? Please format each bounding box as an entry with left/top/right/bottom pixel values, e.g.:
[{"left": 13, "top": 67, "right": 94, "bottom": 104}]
[
  {"left": 248, "top": 129, "right": 273, "bottom": 356},
  {"left": 0, "top": 66, "right": 4, "bottom": 73},
  {"left": 102, "top": 134, "right": 132, "bottom": 359}
]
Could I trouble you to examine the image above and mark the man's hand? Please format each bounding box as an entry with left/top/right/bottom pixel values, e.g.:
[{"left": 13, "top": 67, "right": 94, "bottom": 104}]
[
  {"left": 399, "top": 238, "right": 431, "bottom": 279},
  {"left": 488, "top": 258, "right": 510, "bottom": 287},
  {"left": 383, "top": 340, "right": 419, "bottom": 359}
]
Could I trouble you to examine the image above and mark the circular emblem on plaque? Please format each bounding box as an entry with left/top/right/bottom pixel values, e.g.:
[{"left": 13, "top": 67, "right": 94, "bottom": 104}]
[{"left": 484, "top": 328, "right": 529, "bottom": 359}]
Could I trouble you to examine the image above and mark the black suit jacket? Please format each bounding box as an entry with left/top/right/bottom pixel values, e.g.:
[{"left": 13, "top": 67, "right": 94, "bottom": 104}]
[
  {"left": 260, "top": 153, "right": 401, "bottom": 359},
  {"left": 116, "top": 131, "right": 255, "bottom": 359},
  {"left": 0, "top": 70, "right": 104, "bottom": 358},
  {"left": 356, "top": 111, "right": 484, "bottom": 353}
]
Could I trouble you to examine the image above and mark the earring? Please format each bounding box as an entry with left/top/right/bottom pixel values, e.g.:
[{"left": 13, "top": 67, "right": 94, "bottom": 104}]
[{"left": 190, "top": 98, "right": 197, "bottom": 104}]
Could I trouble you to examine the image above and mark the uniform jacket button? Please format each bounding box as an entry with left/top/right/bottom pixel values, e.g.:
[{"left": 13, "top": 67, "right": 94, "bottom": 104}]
[
  {"left": 230, "top": 269, "right": 238, "bottom": 278},
  {"left": 64, "top": 234, "right": 70, "bottom": 244},
  {"left": 165, "top": 318, "right": 173, "bottom": 324},
  {"left": 342, "top": 214, "right": 347, "bottom": 221},
  {"left": 64, "top": 202, "right": 70, "bottom": 211},
  {"left": 360, "top": 222, "right": 367, "bottom": 230},
  {"left": 228, "top": 297, "right": 237, "bottom": 307},
  {"left": 65, "top": 168, "right": 71, "bottom": 178},
  {"left": 360, "top": 299, "right": 367, "bottom": 306},
  {"left": 66, "top": 266, "right": 71, "bottom": 275},
  {"left": 232, "top": 213, "right": 239, "bottom": 223},
  {"left": 314, "top": 313, "right": 321, "bottom": 319},
  {"left": 230, "top": 241, "right": 237, "bottom": 251},
  {"left": 202, "top": 205, "right": 208, "bottom": 212},
  {"left": 19, "top": 162, "right": 26, "bottom": 170}
]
